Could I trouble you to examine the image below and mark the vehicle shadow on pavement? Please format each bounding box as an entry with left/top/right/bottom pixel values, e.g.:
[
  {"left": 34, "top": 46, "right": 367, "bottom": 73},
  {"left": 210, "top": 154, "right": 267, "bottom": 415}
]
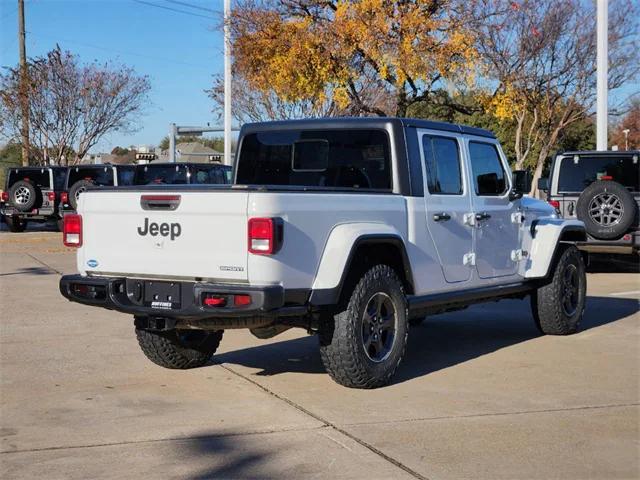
[
  {"left": 0, "top": 266, "right": 55, "bottom": 276},
  {"left": 214, "top": 296, "right": 639, "bottom": 385},
  {"left": 181, "top": 434, "right": 275, "bottom": 480}
]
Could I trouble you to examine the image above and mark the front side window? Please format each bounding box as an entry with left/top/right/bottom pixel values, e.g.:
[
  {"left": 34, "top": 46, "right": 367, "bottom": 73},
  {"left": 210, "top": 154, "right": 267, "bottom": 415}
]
[
  {"left": 468, "top": 142, "right": 507, "bottom": 196},
  {"left": 236, "top": 129, "right": 391, "bottom": 190},
  {"left": 422, "top": 135, "right": 462, "bottom": 195}
]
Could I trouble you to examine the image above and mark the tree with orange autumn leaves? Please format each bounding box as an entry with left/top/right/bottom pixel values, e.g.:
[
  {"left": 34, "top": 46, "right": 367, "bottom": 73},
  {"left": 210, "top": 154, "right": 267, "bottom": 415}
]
[{"left": 228, "top": 0, "right": 477, "bottom": 117}]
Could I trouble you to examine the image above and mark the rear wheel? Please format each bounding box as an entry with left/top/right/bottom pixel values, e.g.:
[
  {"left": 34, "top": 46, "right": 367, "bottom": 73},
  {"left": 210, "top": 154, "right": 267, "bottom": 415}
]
[
  {"left": 531, "top": 245, "right": 586, "bottom": 335},
  {"left": 69, "top": 179, "right": 95, "bottom": 210},
  {"left": 4, "top": 215, "right": 26, "bottom": 232},
  {"left": 135, "top": 327, "right": 223, "bottom": 369},
  {"left": 319, "top": 264, "right": 409, "bottom": 388},
  {"left": 9, "top": 180, "right": 39, "bottom": 212}
]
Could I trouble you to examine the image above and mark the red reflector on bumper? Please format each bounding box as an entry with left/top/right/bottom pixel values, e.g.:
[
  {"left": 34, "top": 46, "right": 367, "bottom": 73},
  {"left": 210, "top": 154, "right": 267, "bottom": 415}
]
[
  {"left": 234, "top": 294, "right": 251, "bottom": 306},
  {"left": 203, "top": 296, "right": 226, "bottom": 307}
]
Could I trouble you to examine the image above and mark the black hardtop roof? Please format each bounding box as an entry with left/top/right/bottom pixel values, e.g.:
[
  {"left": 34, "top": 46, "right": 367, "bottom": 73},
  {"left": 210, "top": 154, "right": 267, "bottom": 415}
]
[
  {"left": 141, "top": 162, "right": 230, "bottom": 168},
  {"left": 6, "top": 165, "right": 66, "bottom": 171},
  {"left": 558, "top": 150, "right": 639, "bottom": 156},
  {"left": 241, "top": 117, "right": 496, "bottom": 139}
]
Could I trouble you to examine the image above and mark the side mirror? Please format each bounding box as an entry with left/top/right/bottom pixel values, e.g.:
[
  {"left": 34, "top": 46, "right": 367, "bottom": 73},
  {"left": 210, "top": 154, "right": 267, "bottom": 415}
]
[
  {"left": 510, "top": 170, "right": 532, "bottom": 200},
  {"left": 537, "top": 177, "right": 549, "bottom": 192}
]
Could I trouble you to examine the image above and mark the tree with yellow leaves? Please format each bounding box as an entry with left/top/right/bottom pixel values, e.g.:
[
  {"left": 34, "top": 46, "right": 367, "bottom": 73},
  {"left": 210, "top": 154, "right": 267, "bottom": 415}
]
[{"left": 229, "top": 0, "right": 477, "bottom": 117}]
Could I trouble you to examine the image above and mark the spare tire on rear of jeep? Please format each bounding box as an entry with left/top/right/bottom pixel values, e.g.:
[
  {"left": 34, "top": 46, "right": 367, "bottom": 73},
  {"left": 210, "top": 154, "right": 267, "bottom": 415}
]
[
  {"left": 8, "top": 180, "right": 40, "bottom": 212},
  {"left": 69, "top": 179, "right": 95, "bottom": 210},
  {"left": 576, "top": 180, "right": 637, "bottom": 240}
]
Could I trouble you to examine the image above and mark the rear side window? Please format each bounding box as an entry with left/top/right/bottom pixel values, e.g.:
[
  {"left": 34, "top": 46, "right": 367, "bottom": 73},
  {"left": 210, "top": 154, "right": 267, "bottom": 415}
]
[
  {"left": 422, "top": 135, "right": 462, "bottom": 195},
  {"left": 67, "top": 166, "right": 114, "bottom": 187},
  {"left": 134, "top": 164, "right": 189, "bottom": 185},
  {"left": 53, "top": 168, "right": 67, "bottom": 190},
  {"left": 191, "top": 166, "right": 228, "bottom": 184},
  {"left": 116, "top": 166, "right": 135, "bottom": 186},
  {"left": 468, "top": 142, "right": 507, "bottom": 196},
  {"left": 557, "top": 155, "right": 639, "bottom": 193},
  {"left": 236, "top": 129, "right": 391, "bottom": 190},
  {"left": 7, "top": 169, "right": 51, "bottom": 189}
]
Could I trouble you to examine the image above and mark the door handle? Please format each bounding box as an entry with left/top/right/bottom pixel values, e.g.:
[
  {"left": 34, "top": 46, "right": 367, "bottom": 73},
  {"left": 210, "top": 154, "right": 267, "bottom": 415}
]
[
  {"left": 433, "top": 212, "right": 451, "bottom": 222},
  {"left": 475, "top": 212, "right": 491, "bottom": 221}
]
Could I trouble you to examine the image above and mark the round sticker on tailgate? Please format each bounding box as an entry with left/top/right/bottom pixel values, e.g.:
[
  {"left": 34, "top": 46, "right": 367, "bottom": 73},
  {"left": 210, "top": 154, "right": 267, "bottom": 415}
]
[{"left": 87, "top": 259, "right": 99, "bottom": 268}]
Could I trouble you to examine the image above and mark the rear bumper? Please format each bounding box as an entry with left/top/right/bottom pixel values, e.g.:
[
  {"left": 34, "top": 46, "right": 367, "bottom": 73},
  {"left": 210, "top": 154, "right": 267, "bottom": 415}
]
[
  {"left": 1, "top": 205, "right": 57, "bottom": 219},
  {"left": 59, "top": 274, "right": 307, "bottom": 319},
  {"left": 576, "top": 231, "right": 640, "bottom": 254}
]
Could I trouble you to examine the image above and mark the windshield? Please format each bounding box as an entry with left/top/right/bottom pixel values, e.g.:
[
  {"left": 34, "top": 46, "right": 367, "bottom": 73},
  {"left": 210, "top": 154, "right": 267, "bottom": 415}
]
[
  {"left": 236, "top": 129, "right": 391, "bottom": 189},
  {"left": 557, "top": 155, "right": 639, "bottom": 193},
  {"left": 134, "top": 164, "right": 189, "bottom": 185}
]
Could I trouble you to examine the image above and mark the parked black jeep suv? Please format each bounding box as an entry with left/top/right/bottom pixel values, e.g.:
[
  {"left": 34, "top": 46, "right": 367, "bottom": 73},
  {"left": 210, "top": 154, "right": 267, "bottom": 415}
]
[
  {"left": 539, "top": 150, "right": 639, "bottom": 255},
  {"left": 59, "top": 164, "right": 136, "bottom": 216},
  {"left": 1, "top": 166, "right": 67, "bottom": 232}
]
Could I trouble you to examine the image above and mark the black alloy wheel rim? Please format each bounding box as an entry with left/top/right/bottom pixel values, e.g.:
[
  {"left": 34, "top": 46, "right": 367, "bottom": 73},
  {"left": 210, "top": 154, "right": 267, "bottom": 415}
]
[{"left": 361, "top": 292, "right": 397, "bottom": 362}]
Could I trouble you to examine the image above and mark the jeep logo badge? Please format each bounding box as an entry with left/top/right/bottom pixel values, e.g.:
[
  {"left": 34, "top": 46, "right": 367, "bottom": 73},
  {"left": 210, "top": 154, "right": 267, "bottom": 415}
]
[{"left": 137, "top": 217, "right": 181, "bottom": 240}]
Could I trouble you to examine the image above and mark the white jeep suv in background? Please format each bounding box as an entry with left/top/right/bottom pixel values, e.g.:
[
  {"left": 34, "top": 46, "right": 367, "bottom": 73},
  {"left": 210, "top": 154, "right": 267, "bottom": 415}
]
[{"left": 60, "top": 118, "right": 587, "bottom": 388}]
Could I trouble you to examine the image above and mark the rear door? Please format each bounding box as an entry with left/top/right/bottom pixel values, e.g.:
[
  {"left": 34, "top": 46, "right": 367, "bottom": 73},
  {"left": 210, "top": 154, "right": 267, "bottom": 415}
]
[
  {"left": 466, "top": 139, "right": 520, "bottom": 279},
  {"left": 419, "top": 130, "right": 473, "bottom": 283},
  {"left": 78, "top": 190, "right": 250, "bottom": 282}
]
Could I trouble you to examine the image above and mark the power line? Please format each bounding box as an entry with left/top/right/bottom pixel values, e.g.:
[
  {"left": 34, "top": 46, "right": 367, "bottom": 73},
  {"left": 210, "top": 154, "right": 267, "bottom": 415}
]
[
  {"left": 132, "top": 0, "right": 215, "bottom": 19},
  {"left": 163, "top": 0, "right": 217, "bottom": 14},
  {"left": 27, "top": 31, "right": 210, "bottom": 70}
]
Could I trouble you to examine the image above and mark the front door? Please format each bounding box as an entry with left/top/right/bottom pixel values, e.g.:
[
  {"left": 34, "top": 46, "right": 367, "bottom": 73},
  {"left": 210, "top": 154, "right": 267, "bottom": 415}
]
[
  {"left": 420, "top": 132, "right": 473, "bottom": 283},
  {"left": 466, "top": 140, "right": 520, "bottom": 279}
]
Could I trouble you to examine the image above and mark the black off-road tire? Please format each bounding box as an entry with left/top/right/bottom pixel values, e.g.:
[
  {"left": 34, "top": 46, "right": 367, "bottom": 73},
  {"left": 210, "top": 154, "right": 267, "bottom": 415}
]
[
  {"left": 56, "top": 217, "right": 64, "bottom": 232},
  {"left": 69, "top": 179, "right": 95, "bottom": 210},
  {"left": 531, "top": 245, "right": 586, "bottom": 335},
  {"left": 4, "top": 215, "right": 27, "bottom": 232},
  {"left": 576, "top": 180, "right": 636, "bottom": 240},
  {"left": 318, "top": 264, "right": 409, "bottom": 389},
  {"left": 135, "top": 328, "right": 223, "bottom": 369},
  {"left": 9, "top": 180, "right": 39, "bottom": 212}
]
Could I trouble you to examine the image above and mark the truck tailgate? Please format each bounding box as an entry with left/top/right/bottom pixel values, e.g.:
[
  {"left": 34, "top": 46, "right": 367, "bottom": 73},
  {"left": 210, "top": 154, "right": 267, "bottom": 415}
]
[{"left": 77, "top": 190, "right": 249, "bottom": 281}]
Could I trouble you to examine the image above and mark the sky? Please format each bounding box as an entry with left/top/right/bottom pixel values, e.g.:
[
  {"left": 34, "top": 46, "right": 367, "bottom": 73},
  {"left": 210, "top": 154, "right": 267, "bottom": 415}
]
[{"left": 0, "top": 0, "right": 226, "bottom": 152}]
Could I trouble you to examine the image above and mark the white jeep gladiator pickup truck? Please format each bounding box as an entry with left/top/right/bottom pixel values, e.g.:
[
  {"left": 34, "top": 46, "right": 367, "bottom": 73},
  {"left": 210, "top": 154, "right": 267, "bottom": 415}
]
[{"left": 60, "top": 118, "right": 587, "bottom": 388}]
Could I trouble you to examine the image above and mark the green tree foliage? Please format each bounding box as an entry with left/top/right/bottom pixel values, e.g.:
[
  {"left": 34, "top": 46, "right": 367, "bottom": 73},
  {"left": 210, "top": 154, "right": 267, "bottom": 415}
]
[{"left": 0, "top": 143, "right": 23, "bottom": 189}]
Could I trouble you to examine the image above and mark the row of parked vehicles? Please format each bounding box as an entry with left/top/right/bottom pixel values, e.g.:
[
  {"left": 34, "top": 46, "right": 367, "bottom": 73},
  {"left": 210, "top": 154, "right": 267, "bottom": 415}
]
[{"left": 0, "top": 162, "right": 232, "bottom": 232}]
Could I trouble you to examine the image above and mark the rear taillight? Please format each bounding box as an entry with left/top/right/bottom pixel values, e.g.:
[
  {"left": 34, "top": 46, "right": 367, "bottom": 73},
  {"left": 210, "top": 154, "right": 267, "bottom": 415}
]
[
  {"left": 47, "top": 191, "right": 55, "bottom": 201},
  {"left": 63, "top": 214, "right": 83, "bottom": 247},
  {"left": 1, "top": 192, "right": 8, "bottom": 202},
  {"left": 60, "top": 192, "right": 69, "bottom": 204},
  {"left": 548, "top": 200, "right": 560, "bottom": 210},
  {"left": 248, "top": 217, "right": 282, "bottom": 255}
]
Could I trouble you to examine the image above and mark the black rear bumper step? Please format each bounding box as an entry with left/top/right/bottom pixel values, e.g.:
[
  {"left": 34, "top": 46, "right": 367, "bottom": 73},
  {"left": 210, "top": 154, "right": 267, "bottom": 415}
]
[{"left": 59, "top": 274, "right": 305, "bottom": 319}]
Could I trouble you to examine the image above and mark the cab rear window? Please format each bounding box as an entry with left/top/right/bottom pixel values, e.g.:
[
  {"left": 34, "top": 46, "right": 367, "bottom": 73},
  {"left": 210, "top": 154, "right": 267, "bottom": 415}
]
[
  {"left": 67, "top": 166, "right": 114, "bottom": 188},
  {"left": 557, "top": 155, "right": 639, "bottom": 193},
  {"left": 236, "top": 129, "right": 392, "bottom": 190}
]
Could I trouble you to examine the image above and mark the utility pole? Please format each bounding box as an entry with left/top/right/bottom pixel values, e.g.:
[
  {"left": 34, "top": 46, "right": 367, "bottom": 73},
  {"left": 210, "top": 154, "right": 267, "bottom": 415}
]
[
  {"left": 596, "top": 0, "right": 608, "bottom": 151},
  {"left": 169, "top": 123, "right": 177, "bottom": 163},
  {"left": 223, "top": 0, "right": 232, "bottom": 166},
  {"left": 17, "top": 0, "right": 30, "bottom": 166}
]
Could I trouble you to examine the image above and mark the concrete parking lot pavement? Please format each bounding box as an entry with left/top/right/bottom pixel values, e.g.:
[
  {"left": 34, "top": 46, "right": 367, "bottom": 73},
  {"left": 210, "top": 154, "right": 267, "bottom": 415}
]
[{"left": 1, "top": 232, "right": 639, "bottom": 479}]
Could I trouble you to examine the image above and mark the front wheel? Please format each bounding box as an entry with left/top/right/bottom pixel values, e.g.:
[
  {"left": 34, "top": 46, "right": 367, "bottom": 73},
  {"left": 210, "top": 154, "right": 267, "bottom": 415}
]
[
  {"left": 136, "top": 327, "right": 223, "bottom": 369},
  {"left": 319, "top": 264, "right": 409, "bottom": 388},
  {"left": 531, "top": 245, "right": 586, "bottom": 335}
]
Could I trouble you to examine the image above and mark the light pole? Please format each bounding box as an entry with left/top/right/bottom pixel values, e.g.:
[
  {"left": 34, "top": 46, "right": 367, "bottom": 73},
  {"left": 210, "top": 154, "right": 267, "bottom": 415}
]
[
  {"left": 622, "top": 128, "right": 630, "bottom": 151},
  {"left": 223, "top": 0, "right": 232, "bottom": 166},
  {"left": 596, "top": 0, "right": 608, "bottom": 151}
]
